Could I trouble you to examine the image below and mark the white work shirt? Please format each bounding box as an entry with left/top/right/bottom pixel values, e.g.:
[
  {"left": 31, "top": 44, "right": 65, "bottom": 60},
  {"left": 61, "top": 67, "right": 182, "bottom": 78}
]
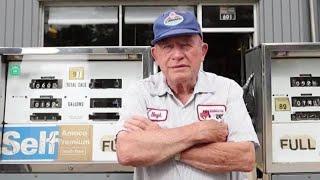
[{"left": 117, "top": 70, "right": 259, "bottom": 180}]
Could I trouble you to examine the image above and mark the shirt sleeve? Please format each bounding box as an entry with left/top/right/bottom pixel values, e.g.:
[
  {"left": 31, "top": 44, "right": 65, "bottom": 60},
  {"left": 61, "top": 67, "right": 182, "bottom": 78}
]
[
  {"left": 114, "top": 81, "right": 148, "bottom": 136},
  {"left": 224, "top": 80, "right": 260, "bottom": 147}
]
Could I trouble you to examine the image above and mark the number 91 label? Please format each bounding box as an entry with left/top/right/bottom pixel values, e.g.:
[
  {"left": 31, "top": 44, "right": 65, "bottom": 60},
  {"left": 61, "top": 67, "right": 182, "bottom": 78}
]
[{"left": 275, "top": 97, "right": 291, "bottom": 111}]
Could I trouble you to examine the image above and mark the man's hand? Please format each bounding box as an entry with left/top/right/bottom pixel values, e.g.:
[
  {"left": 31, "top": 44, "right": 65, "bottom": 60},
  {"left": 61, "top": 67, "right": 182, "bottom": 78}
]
[
  {"left": 124, "top": 115, "right": 161, "bottom": 132},
  {"left": 194, "top": 120, "right": 228, "bottom": 143}
]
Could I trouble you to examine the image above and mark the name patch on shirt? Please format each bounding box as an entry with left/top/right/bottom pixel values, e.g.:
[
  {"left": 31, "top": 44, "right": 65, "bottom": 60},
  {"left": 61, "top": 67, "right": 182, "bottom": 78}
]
[
  {"left": 197, "top": 105, "right": 226, "bottom": 122},
  {"left": 147, "top": 108, "right": 168, "bottom": 121}
]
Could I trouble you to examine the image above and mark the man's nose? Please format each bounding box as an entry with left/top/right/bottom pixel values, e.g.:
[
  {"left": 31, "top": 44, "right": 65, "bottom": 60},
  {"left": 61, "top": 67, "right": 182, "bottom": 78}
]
[{"left": 171, "top": 47, "right": 184, "bottom": 61}]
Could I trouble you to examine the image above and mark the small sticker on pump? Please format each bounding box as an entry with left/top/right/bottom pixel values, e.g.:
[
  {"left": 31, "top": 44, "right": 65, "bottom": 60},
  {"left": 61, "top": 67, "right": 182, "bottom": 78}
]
[
  {"left": 69, "top": 67, "right": 84, "bottom": 80},
  {"left": 9, "top": 64, "right": 21, "bottom": 76},
  {"left": 275, "top": 97, "right": 291, "bottom": 111}
]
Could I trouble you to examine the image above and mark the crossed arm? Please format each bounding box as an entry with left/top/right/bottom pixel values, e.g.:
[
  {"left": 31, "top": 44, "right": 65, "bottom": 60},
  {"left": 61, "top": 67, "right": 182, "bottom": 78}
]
[
  {"left": 180, "top": 141, "right": 255, "bottom": 172},
  {"left": 116, "top": 116, "right": 255, "bottom": 173}
]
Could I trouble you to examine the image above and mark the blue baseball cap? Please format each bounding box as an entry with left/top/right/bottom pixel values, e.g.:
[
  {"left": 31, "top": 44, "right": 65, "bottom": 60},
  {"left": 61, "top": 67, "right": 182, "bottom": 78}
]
[{"left": 151, "top": 10, "right": 202, "bottom": 45}]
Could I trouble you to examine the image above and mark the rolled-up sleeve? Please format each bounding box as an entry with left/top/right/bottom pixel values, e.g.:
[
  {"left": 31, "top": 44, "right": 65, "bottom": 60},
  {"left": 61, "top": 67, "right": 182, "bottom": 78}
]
[
  {"left": 114, "top": 82, "right": 148, "bottom": 136},
  {"left": 224, "top": 80, "right": 260, "bottom": 147}
]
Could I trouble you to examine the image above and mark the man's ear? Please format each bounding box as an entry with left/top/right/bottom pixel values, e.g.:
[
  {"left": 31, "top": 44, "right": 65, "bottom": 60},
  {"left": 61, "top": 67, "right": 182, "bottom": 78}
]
[
  {"left": 201, "top": 43, "right": 208, "bottom": 62},
  {"left": 151, "top": 47, "right": 158, "bottom": 64}
]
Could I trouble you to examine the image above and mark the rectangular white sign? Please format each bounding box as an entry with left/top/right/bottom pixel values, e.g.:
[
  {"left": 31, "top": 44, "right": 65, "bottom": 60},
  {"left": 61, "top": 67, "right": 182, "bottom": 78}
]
[
  {"left": 92, "top": 124, "right": 118, "bottom": 162},
  {"left": 273, "top": 123, "right": 320, "bottom": 162}
]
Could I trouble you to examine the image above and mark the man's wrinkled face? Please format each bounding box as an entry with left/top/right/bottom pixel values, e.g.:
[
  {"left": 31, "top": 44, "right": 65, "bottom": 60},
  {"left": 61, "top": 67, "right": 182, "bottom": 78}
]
[{"left": 151, "top": 35, "right": 208, "bottom": 84}]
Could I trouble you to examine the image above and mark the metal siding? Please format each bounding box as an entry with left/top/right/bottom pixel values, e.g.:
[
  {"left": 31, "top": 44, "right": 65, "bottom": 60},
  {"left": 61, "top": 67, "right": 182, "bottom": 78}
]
[
  {"left": 298, "top": 0, "right": 304, "bottom": 41},
  {"left": 314, "top": 0, "right": 319, "bottom": 41},
  {"left": 0, "top": 0, "right": 38, "bottom": 47},
  {"left": 14, "top": 0, "right": 24, "bottom": 46},
  {"left": 23, "top": 0, "right": 33, "bottom": 46},
  {"left": 0, "top": 0, "right": 5, "bottom": 46},
  {"left": 259, "top": 0, "right": 311, "bottom": 43},
  {"left": 1, "top": 0, "right": 315, "bottom": 46},
  {"left": 281, "top": 0, "right": 291, "bottom": 42},
  {"left": 31, "top": 0, "right": 39, "bottom": 46},
  {"left": 5, "top": 0, "right": 14, "bottom": 46},
  {"left": 273, "top": 0, "right": 282, "bottom": 42},
  {"left": 317, "top": 0, "right": 320, "bottom": 41},
  {"left": 258, "top": 0, "right": 265, "bottom": 43},
  {"left": 299, "top": 0, "right": 311, "bottom": 42},
  {"left": 263, "top": 0, "right": 274, "bottom": 42},
  {"left": 290, "top": 0, "right": 301, "bottom": 42}
]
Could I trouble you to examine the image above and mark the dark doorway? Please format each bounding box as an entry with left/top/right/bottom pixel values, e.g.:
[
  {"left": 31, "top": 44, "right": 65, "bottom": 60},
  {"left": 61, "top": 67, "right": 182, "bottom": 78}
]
[{"left": 203, "top": 33, "right": 252, "bottom": 85}]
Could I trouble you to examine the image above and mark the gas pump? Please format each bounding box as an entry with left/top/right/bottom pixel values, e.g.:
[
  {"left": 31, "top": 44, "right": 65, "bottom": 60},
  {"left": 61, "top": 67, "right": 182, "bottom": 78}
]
[
  {"left": 0, "top": 47, "right": 152, "bottom": 178},
  {"left": 245, "top": 43, "right": 320, "bottom": 180}
]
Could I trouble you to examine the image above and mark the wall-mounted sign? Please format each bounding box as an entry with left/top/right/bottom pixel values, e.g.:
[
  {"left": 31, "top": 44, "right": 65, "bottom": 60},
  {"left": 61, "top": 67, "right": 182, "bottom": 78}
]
[{"left": 219, "top": 7, "right": 236, "bottom": 21}]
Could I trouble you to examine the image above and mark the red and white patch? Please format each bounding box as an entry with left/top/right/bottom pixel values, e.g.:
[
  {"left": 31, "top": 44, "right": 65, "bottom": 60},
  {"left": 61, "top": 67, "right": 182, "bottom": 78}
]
[
  {"left": 197, "top": 105, "right": 226, "bottom": 122},
  {"left": 147, "top": 108, "right": 168, "bottom": 121}
]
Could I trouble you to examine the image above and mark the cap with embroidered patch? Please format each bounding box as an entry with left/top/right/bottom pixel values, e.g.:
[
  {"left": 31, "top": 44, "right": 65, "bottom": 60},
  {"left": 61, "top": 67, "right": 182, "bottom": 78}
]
[{"left": 151, "top": 10, "right": 202, "bottom": 45}]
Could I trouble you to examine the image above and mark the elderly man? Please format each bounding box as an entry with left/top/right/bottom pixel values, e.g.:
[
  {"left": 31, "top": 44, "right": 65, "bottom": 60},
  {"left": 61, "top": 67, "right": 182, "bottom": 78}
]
[{"left": 116, "top": 10, "right": 259, "bottom": 180}]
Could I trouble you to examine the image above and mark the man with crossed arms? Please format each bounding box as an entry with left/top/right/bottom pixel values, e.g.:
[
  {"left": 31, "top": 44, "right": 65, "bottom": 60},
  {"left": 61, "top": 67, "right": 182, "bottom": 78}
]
[{"left": 116, "top": 10, "right": 259, "bottom": 180}]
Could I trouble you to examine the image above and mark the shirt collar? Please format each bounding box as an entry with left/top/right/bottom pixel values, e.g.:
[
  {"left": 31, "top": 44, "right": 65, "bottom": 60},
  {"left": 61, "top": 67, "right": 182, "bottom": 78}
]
[
  {"left": 150, "top": 72, "right": 173, "bottom": 96},
  {"left": 193, "top": 70, "right": 217, "bottom": 94},
  {"left": 151, "top": 71, "right": 216, "bottom": 96}
]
